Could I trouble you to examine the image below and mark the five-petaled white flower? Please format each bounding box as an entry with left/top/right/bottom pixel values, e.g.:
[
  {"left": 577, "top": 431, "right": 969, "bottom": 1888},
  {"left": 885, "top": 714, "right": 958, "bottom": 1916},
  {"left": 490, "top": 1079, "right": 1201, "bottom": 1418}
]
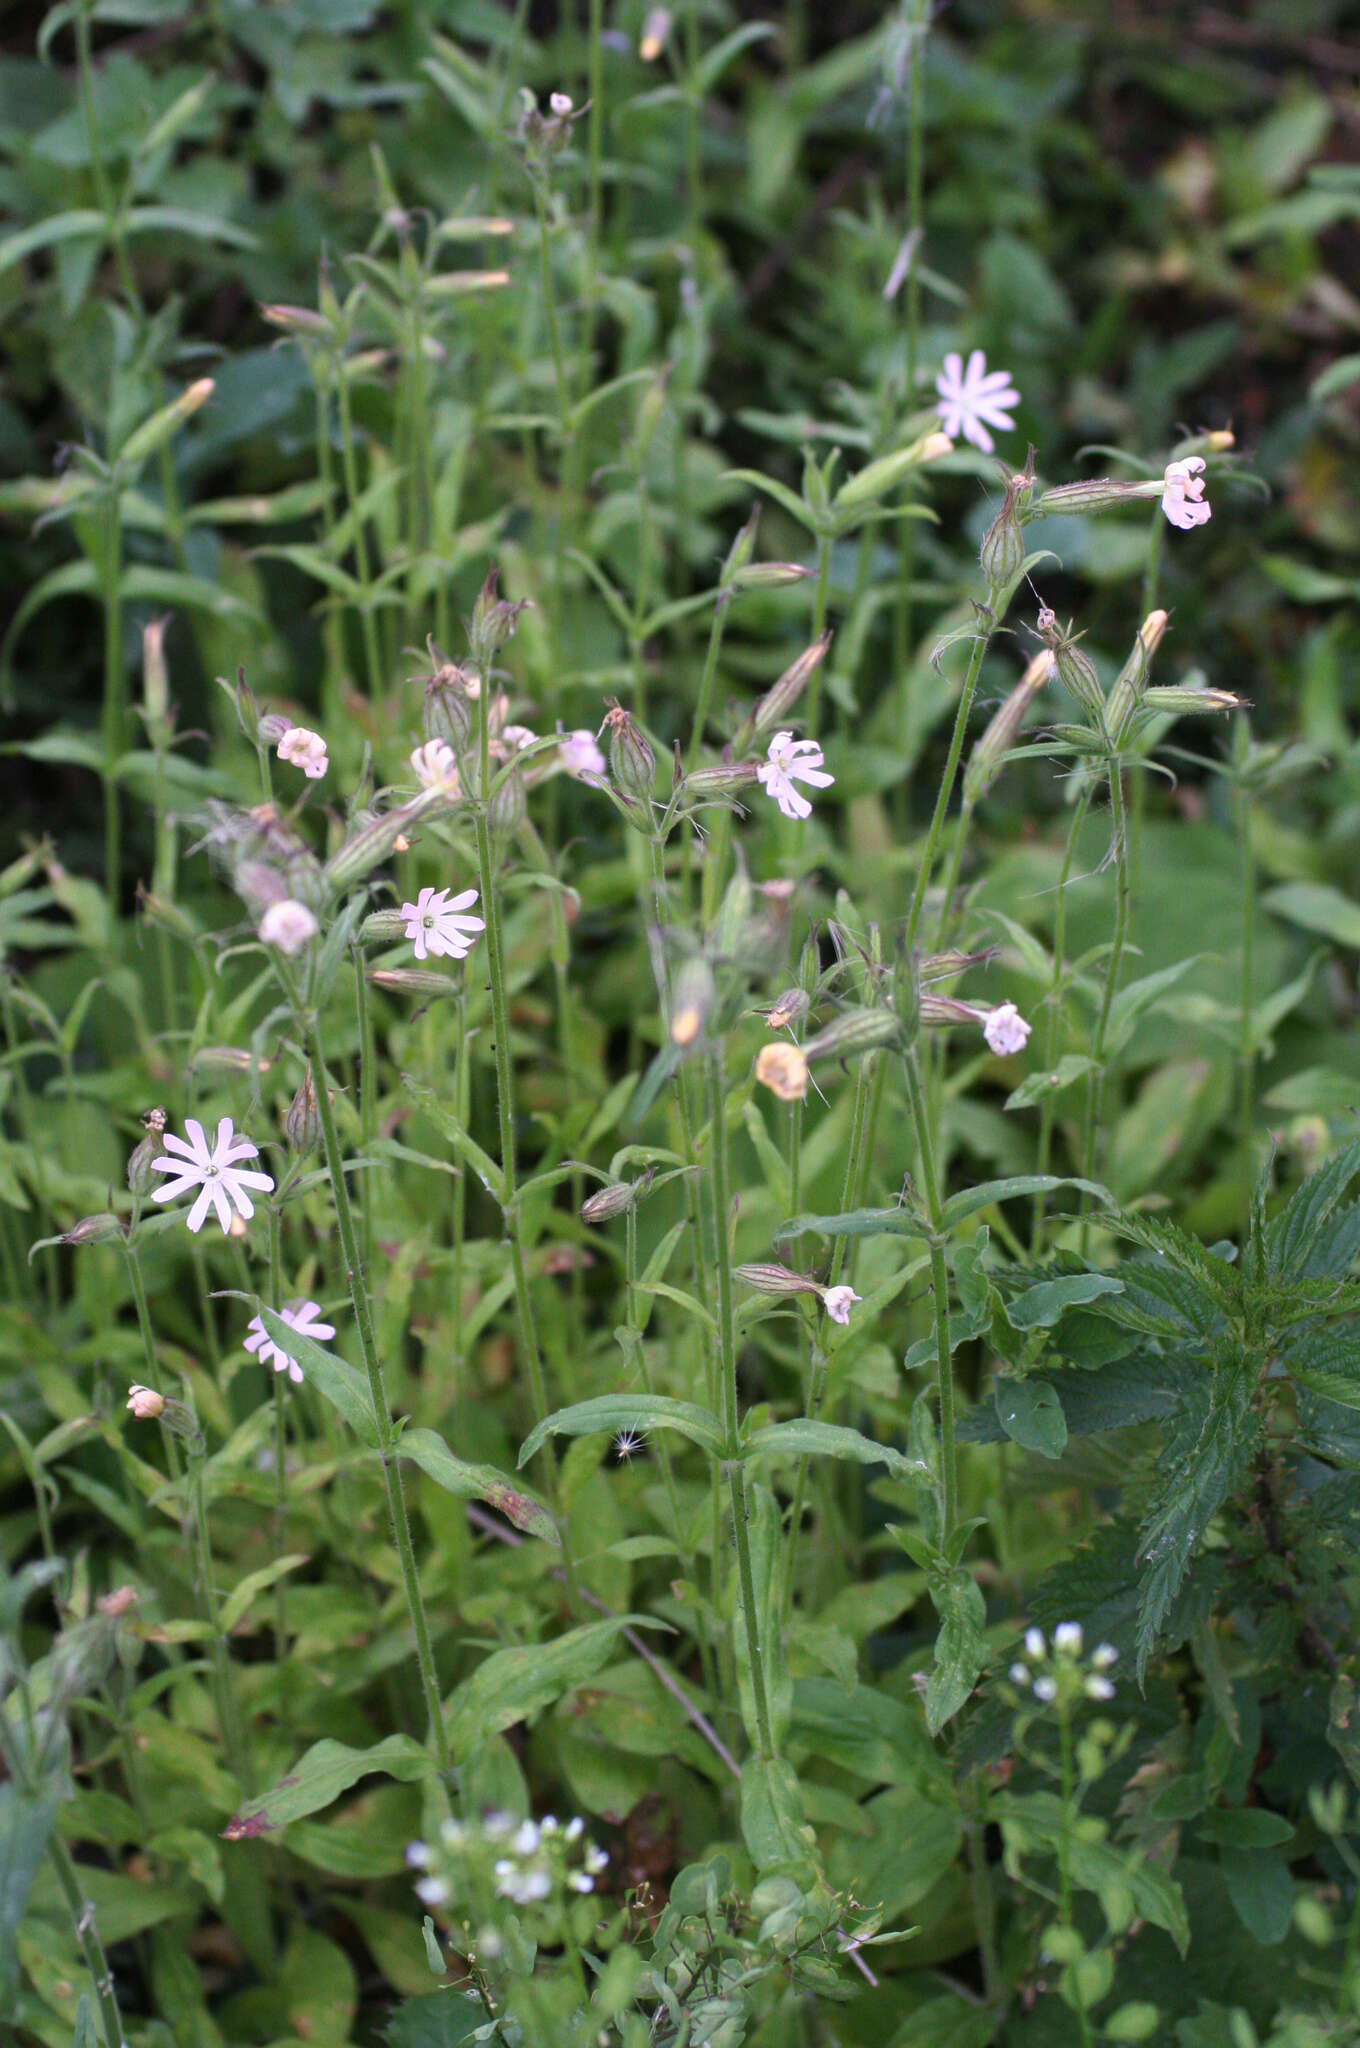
[
  {"left": 410, "top": 739, "right": 461, "bottom": 792},
  {"left": 401, "top": 885, "right": 485, "bottom": 962},
  {"left": 757, "top": 731, "right": 834, "bottom": 821},
  {"left": 560, "top": 729, "right": 605, "bottom": 778},
  {"left": 935, "top": 350, "right": 1020, "bottom": 454},
  {"left": 244, "top": 1300, "right": 336, "bottom": 1385},
  {"left": 259, "top": 899, "right": 319, "bottom": 956},
  {"left": 150, "top": 1117, "right": 275, "bottom": 1235},
  {"left": 983, "top": 1002, "right": 1032, "bottom": 1057},
  {"left": 1161, "top": 456, "right": 1211, "bottom": 531},
  {"left": 821, "top": 1284, "right": 861, "bottom": 1326},
  {"left": 277, "top": 726, "right": 328, "bottom": 779}
]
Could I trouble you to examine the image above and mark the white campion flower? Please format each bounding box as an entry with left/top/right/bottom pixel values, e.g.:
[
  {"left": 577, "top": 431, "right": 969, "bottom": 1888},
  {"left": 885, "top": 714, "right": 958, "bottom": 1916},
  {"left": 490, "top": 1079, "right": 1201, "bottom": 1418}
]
[
  {"left": 935, "top": 350, "right": 1020, "bottom": 454},
  {"left": 259, "top": 899, "right": 319, "bottom": 956},
  {"left": 983, "top": 1002, "right": 1032, "bottom": 1057},
  {"left": 821, "top": 1284, "right": 862, "bottom": 1325},
  {"left": 559, "top": 728, "right": 605, "bottom": 777},
  {"left": 1161, "top": 456, "right": 1211, "bottom": 530},
  {"left": 410, "top": 739, "right": 461, "bottom": 792},
  {"left": 244, "top": 1299, "right": 336, "bottom": 1385},
  {"left": 150, "top": 1117, "right": 275, "bottom": 1235},
  {"left": 277, "top": 726, "right": 328, "bottom": 778},
  {"left": 757, "top": 730, "right": 834, "bottom": 821},
  {"left": 401, "top": 885, "right": 485, "bottom": 962}
]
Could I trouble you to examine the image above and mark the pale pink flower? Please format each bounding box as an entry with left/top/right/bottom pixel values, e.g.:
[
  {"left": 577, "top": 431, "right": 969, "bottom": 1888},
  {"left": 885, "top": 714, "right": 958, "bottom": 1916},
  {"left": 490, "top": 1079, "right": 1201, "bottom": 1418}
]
[
  {"left": 560, "top": 729, "right": 605, "bottom": 778},
  {"left": 500, "top": 724, "right": 537, "bottom": 753},
  {"left": 757, "top": 731, "right": 834, "bottom": 822},
  {"left": 401, "top": 885, "right": 485, "bottom": 962},
  {"left": 983, "top": 1002, "right": 1032, "bottom": 1056},
  {"left": 126, "top": 1384, "right": 164, "bottom": 1419},
  {"left": 259, "top": 900, "right": 319, "bottom": 955},
  {"left": 150, "top": 1117, "right": 275, "bottom": 1234},
  {"left": 277, "top": 726, "right": 328, "bottom": 778},
  {"left": 935, "top": 350, "right": 1020, "bottom": 454},
  {"left": 821, "top": 1285, "right": 861, "bottom": 1325},
  {"left": 410, "top": 739, "right": 461, "bottom": 792},
  {"left": 244, "top": 1300, "right": 336, "bottom": 1385},
  {"left": 1161, "top": 457, "right": 1211, "bottom": 531}
]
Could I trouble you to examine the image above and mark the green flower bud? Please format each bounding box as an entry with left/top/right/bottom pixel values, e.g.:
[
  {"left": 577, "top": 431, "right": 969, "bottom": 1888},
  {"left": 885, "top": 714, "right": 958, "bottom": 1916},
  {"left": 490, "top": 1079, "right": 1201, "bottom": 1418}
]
[
  {"left": 127, "top": 1107, "right": 167, "bottom": 1196},
  {"left": 1036, "top": 607, "right": 1104, "bottom": 720},
  {"left": 802, "top": 1008, "right": 905, "bottom": 1065},
  {"left": 603, "top": 702, "right": 657, "bottom": 803},
  {"left": 284, "top": 1069, "right": 322, "bottom": 1154}
]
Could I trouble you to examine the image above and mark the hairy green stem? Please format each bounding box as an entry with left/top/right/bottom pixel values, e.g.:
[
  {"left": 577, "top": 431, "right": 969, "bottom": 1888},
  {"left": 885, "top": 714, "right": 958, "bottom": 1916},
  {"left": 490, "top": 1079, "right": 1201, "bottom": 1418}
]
[
  {"left": 1237, "top": 779, "right": 1256, "bottom": 1224},
  {"left": 1080, "top": 759, "right": 1132, "bottom": 1228},
  {"left": 307, "top": 1023, "right": 452, "bottom": 1774},
  {"left": 903, "top": 1046, "right": 957, "bottom": 1542},
  {"left": 1031, "top": 781, "right": 1095, "bottom": 1250},
  {"left": 904, "top": 620, "right": 994, "bottom": 953},
  {"left": 334, "top": 353, "right": 384, "bottom": 698},
  {"left": 709, "top": 1051, "right": 777, "bottom": 1759}
]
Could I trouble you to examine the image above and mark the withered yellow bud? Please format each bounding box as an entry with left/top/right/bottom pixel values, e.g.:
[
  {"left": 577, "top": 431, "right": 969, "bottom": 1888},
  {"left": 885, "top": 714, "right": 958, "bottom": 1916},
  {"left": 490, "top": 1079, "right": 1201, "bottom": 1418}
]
[
  {"left": 755, "top": 1041, "right": 810, "bottom": 1102},
  {"left": 639, "top": 6, "right": 671, "bottom": 58},
  {"left": 918, "top": 431, "right": 954, "bottom": 463},
  {"left": 670, "top": 1005, "right": 704, "bottom": 1048}
]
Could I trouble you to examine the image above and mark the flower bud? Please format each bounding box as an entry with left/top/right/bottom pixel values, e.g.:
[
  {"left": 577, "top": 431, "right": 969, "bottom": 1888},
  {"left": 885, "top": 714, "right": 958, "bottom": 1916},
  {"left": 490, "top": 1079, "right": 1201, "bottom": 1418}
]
[
  {"left": 284, "top": 1069, "right": 322, "bottom": 1153},
  {"left": 965, "top": 649, "right": 1055, "bottom": 804},
  {"left": 368, "top": 969, "right": 459, "bottom": 997},
  {"left": 261, "top": 302, "right": 333, "bottom": 337},
  {"left": 731, "top": 561, "right": 810, "bottom": 590},
  {"left": 580, "top": 1169, "right": 654, "bottom": 1225},
  {"left": 488, "top": 764, "right": 526, "bottom": 835},
  {"left": 1036, "top": 607, "right": 1104, "bottom": 720},
  {"left": 603, "top": 701, "right": 656, "bottom": 803},
  {"left": 324, "top": 799, "right": 430, "bottom": 893},
  {"left": 668, "top": 957, "right": 715, "bottom": 1049},
  {"left": 802, "top": 1008, "right": 905, "bottom": 1065},
  {"left": 744, "top": 634, "right": 832, "bottom": 747},
  {"left": 1141, "top": 684, "right": 1246, "bottom": 716},
  {"left": 424, "top": 658, "right": 476, "bottom": 747},
  {"left": 1105, "top": 610, "right": 1169, "bottom": 742},
  {"left": 763, "top": 988, "right": 810, "bottom": 1031},
  {"left": 142, "top": 617, "right": 170, "bottom": 735},
  {"left": 833, "top": 430, "right": 954, "bottom": 513},
  {"left": 733, "top": 1262, "right": 820, "bottom": 1298},
  {"left": 980, "top": 461, "right": 1034, "bottom": 591},
  {"left": 136, "top": 886, "right": 198, "bottom": 943},
  {"left": 127, "top": 1107, "right": 167, "bottom": 1196},
  {"left": 126, "top": 1385, "right": 165, "bottom": 1420},
  {"left": 721, "top": 506, "right": 761, "bottom": 585},
  {"left": 754, "top": 1042, "right": 809, "bottom": 1102},
  {"left": 1036, "top": 478, "right": 1148, "bottom": 516},
  {"left": 469, "top": 569, "right": 531, "bottom": 666},
  {"left": 681, "top": 762, "right": 762, "bottom": 804},
  {"left": 639, "top": 6, "right": 672, "bottom": 59},
  {"left": 62, "top": 1213, "right": 125, "bottom": 1246}
]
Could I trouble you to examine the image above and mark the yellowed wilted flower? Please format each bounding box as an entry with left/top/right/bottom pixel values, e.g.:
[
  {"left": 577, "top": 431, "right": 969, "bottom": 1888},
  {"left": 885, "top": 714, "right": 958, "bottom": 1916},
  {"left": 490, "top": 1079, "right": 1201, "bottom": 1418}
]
[{"left": 755, "top": 1041, "right": 809, "bottom": 1102}]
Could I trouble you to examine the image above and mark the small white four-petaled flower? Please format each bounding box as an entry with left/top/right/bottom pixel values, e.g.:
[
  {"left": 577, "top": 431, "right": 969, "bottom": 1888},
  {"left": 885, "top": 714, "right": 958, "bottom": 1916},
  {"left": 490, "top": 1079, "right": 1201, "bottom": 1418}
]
[
  {"left": 757, "top": 730, "right": 834, "bottom": 821},
  {"left": 259, "top": 899, "right": 319, "bottom": 955},
  {"left": 983, "top": 1002, "right": 1032, "bottom": 1057},
  {"left": 935, "top": 350, "right": 1020, "bottom": 454},
  {"left": 1161, "top": 456, "right": 1211, "bottom": 531},
  {"left": 244, "top": 1300, "right": 336, "bottom": 1385},
  {"left": 150, "top": 1118, "right": 275, "bottom": 1235},
  {"left": 401, "top": 885, "right": 485, "bottom": 962},
  {"left": 821, "top": 1285, "right": 861, "bottom": 1326},
  {"left": 277, "top": 726, "right": 328, "bottom": 778}
]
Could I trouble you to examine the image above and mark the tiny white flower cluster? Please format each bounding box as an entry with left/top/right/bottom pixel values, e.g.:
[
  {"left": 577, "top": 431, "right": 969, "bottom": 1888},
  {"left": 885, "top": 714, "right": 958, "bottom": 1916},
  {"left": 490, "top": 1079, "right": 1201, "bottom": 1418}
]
[
  {"left": 1009, "top": 1622, "right": 1118, "bottom": 1705},
  {"left": 406, "top": 1809, "right": 608, "bottom": 1921}
]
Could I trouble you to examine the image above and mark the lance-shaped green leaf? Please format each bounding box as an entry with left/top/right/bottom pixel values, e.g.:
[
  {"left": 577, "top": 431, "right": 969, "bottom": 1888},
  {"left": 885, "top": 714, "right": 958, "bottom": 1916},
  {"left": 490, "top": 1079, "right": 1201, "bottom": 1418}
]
[
  {"left": 447, "top": 1616, "right": 664, "bottom": 1755},
  {"left": 255, "top": 1305, "right": 380, "bottom": 1448},
  {"left": 401, "top": 1076, "right": 505, "bottom": 1204},
  {"left": 222, "top": 1735, "right": 433, "bottom": 1839},
  {"left": 519, "top": 1395, "right": 725, "bottom": 1466},
  {"left": 0, "top": 1786, "right": 60, "bottom": 2001},
  {"left": 1004, "top": 1273, "right": 1123, "bottom": 1329},
  {"left": 775, "top": 1204, "right": 930, "bottom": 1245},
  {"left": 220, "top": 1554, "right": 311, "bottom": 1634},
  {"left": 742, "top": 1418, "right": 927, "bottom": 1480},
  {"left": 399, "top": 1426, "right": 558, "bottom": 1544},
  {"left": 942, "top": 1175, "right": 1113, "bottom": 1231}
]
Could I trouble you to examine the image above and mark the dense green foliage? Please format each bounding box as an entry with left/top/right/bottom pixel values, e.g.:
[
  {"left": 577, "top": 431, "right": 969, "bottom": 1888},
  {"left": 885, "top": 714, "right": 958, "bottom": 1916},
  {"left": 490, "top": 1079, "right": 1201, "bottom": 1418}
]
[{"left": 3, "top": 2, "right": 1360, "bottom": 2044}]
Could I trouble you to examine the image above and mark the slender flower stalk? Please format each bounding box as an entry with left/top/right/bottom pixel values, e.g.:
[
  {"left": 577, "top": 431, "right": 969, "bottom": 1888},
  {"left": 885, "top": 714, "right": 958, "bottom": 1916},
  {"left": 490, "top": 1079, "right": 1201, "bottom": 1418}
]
[
  {"left": 904, "top": 620, "right": 996, "bottom": 952},
  {"left": 306, "top": 1021, "right": 453, "bottom": 1775},
  {"left": 1079, "top": 759, "right": 1133, "bottom": 1243},
  {"left": 1031, "top": 782, "right": 1095, "bottom": 1248},
  {"left": 901, "top": 1046, "right": 958, "bottom": 1542},
  {"left": 333, "top": 342, "right": 384, "bottom": 697},
  {"left": 708, "top": 1051, "right": 777, "bottom": 1760}
]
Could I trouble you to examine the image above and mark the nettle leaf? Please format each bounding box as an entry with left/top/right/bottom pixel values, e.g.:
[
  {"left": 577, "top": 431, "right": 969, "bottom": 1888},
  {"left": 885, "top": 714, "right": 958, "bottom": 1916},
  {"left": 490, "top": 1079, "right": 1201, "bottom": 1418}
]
[
  {"left": 1283, "top": 1321, "right": 1360, "bottom": 1410},
  {"left": 1135, "top": 1354, "right": 1258, "bottom": 1678},
  {"left": 1103, "top": 1211, "right": 1238, "bottom": 1309},
  {"left": 383, "top": 1987, "right": 484, "bottom": 2047},
  {"left": 1267, "top": 1140, "right": 1360, "bottom": 1281},
  {"left": 961, "top": 1354, "right": 1178, "bottom": 1445}
]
